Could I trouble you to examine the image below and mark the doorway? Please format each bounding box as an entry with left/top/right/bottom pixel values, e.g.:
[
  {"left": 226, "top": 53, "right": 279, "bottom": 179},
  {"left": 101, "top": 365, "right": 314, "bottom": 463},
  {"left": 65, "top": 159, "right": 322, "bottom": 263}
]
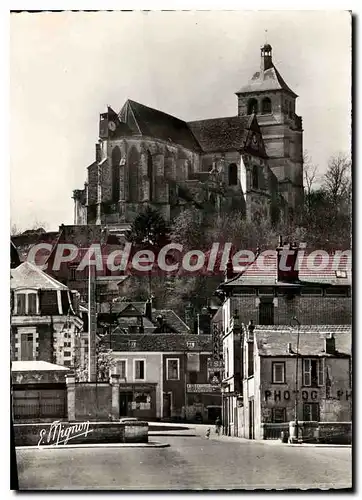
[
  {"left": 119, "top": 392, "right": 133, "bottom": 417},
  {"left": 163, "top": 393, "right": 172, "bottom": 419}
]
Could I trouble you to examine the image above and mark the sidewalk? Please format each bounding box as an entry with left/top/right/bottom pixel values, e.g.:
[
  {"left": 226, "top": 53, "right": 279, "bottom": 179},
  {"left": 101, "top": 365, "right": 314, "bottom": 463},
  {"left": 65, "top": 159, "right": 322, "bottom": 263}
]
[
  {"left": 198, "top": 431, "right": 351, "bottom": 448},
  {"left": 17, "top": 441, "right": 170, "bottom": 450}
]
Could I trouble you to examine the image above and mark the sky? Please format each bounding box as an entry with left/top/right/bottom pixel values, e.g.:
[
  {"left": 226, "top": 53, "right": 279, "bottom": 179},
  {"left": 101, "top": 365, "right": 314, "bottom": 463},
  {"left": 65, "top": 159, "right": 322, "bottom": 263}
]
[{"left": 10, "top": 10, "right": 352, "bottom": 231}]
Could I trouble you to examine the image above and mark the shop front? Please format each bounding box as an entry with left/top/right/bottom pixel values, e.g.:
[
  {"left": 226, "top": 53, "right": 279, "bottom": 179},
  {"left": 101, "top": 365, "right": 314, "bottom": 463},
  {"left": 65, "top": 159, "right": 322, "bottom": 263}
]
[{"left": 119, "top": 383, "right": 157, "bottom": 420}]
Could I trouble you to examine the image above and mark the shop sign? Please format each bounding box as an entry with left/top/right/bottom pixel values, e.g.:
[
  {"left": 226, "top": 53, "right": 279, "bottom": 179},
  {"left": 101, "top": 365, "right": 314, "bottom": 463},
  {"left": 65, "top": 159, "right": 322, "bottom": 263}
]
[{"left": 187, "top": 384, "right": 219, "bottom": 393}]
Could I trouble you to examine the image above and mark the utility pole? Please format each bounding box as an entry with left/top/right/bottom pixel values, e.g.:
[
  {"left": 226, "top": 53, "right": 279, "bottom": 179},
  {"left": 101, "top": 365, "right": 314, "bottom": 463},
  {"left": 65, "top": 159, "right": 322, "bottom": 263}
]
[
  {"left": 88, "top": 260, "right": 97, "bottom": 382},
  {"left": 290, "top": 317, "right": 301, "bottom": 443}
]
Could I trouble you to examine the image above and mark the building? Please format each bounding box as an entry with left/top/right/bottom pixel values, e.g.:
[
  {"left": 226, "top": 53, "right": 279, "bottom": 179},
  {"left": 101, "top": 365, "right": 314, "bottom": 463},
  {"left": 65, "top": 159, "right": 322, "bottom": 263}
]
[
  {"left": 11, "top": 261, "right": 83, "bottom": 368},
  {"left": 99, "top": 333, "right": 221, "bottom": 422},
  {"left": 215, "top": 240, "right": 351, "bottom": 327},
  {"left": 233, "top": 325, "right": 351, "bottom": 440},
  {"left": 72, "top": 43, "right": 303, "bottom": 226}
]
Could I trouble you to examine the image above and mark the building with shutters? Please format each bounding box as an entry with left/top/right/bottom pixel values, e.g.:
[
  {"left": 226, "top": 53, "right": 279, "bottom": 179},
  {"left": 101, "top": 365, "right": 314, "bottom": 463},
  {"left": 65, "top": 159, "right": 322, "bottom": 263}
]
[
  {"left": 72, "top": 43, "right": 303, "bottom": 226},
  {"left": 99, "top": 333, "right": 221, "bottom": 422},
  {"left": 10, "top": 261, "right": 83, "bottom": 368}
]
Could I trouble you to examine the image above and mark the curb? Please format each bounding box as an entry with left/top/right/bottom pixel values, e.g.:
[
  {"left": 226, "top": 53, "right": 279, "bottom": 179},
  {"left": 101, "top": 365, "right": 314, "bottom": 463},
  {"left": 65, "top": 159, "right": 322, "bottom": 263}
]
[
  {"left": 202, "top": 436, "right": 351, "bottom": 448},
  {"left": 16, "top": 441, "right": 170, "bottom": 450}
]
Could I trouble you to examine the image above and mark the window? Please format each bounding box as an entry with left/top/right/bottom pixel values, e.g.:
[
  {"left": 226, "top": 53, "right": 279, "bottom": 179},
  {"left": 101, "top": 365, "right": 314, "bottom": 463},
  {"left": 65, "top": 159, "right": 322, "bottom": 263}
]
[
  {"left": 300, "top": 287, "right": 323, "bottom": 297},
  {"left": 16, "top": 294, "right": 26, "bottom": 315},
  {"left": 252, "top": 165, "right": 259, "bottom": 189},
  {"left": 69, "top": 266, "right": 77, "bottom": 281},
  {"left": 147, "top": 151, "right": 154, "bottom": 202},
  {"left": 273, "top": 408, "right": 286, "bottom": 423},
  {"left": 135, "top": 360, "right": 145, "bottom": 380},
  {"left": 303, "top": 402, "right": 319, "bottom": 422},
  {"left": 64, "top": 342, "right": 71, "bottom": 348},
  {"left": 20, "top": 332, "right": 34, "bottom": 361},
  {"left": 248, "top": 342, "right": 254, "bottom": 377},
  {"left": 288, "top": 102, "right": 293, "bottom": 118},
  {"left": 111, "top": 146, "right": 121, "bottom": 203},
  {"left": 259, "top": 300, "right": 274, "bottom": 325},
  {"left": 247, "top": 98, "right": 258, "bottom": 115},
  {"left": 335, "top": 270, "right": 347, "bottom": 279},
  {"left": 167, "top": 359, "right": 180, "bottom": 380},
  {"left": 228, "top": 163, "right": 238, "bottom": 186},
  {"left": 272, "top": 362, "right": 285, "bottom": 384},
  {"left": 28, "top": 293, "right": 37, "bottom": 314},
  {"left": 63, "top": 351, "right": 71, "bottom": 357},
  {"left": 64, "top": 360, "right": 72, "bottom": 366},
  {"left": 118, "top": 360, "right": 127, "bottom": 378},
  {"left": 187, "top": 341, "right": 195, "bottom": 349},
  {"left": 15, "top": 292, "right": 38, "bottom": 315},
  {"left": 129, "top": 340, "right": 137, "bottom": 348},
  {"left": 303, "top": 358, "right": 324, "bottom": 387},
  {"left": 261, "top": 97, "right": 272, "bottom": 114}
]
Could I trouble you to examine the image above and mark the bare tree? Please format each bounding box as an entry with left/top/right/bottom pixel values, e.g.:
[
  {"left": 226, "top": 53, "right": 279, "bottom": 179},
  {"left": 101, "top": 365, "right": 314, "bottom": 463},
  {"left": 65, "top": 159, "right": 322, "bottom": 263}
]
[
  {"left": 303, "top": 151, "right": 318, "bottom": 199},
  {"left": 323, "top": 152, "right": 351, "bottom": 205}
]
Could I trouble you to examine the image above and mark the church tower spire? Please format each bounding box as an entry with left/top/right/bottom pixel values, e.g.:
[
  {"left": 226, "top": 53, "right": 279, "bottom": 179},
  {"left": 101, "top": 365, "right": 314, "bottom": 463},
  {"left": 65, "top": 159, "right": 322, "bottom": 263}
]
[{"left": 260, "top": 43, "right": 273, "bottom": 72}]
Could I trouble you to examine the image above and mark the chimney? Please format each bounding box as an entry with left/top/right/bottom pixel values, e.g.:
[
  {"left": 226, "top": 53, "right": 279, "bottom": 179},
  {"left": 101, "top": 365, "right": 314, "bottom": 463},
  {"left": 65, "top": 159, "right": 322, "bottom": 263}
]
[
  {"left": 225, "top": 257, "right": 236, "bottom": 281},
  {"left": 197, "top": 307, "right": 211, "bottom": 335},
  {"left": 145, "top": 298, "right": 152, "bottom": 321},
  {"left": 95, "top": 143, "right": 102, "bottom": 163},
  {"left": 261, "top": 43, "right": 273, "bottom": 72},
  {"left": 276, "top": 237, "right": 299, "bottom": 282},
  {"left": 325, "top": 333, "right": 336, "bottom": 355}
]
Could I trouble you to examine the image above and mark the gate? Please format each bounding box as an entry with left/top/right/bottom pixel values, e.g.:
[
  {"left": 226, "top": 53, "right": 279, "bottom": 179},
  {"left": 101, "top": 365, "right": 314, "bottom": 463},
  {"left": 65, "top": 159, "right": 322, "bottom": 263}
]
[{"left": 13, "top": 388, "right": 66, "bottom": 420}]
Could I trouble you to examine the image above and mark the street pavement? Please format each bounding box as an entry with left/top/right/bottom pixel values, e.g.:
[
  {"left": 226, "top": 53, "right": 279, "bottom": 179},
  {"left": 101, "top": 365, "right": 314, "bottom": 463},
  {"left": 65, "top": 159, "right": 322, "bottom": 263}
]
[{"left": 16, "top": 432, "right": 352, "bottom": 490}]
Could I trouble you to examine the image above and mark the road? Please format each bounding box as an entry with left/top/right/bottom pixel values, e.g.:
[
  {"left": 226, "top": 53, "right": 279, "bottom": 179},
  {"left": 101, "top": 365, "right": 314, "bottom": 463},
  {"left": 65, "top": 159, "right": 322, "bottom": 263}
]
[{"left": 16, "top": 435, "right": 352, "bottom": 490}]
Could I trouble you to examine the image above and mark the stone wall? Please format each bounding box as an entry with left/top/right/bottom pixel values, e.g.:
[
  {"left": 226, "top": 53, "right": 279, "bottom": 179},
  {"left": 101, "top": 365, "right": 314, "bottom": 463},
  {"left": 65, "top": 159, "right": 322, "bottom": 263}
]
[{"left": 14, "top": 421, "right": 149, "bottom": 446}]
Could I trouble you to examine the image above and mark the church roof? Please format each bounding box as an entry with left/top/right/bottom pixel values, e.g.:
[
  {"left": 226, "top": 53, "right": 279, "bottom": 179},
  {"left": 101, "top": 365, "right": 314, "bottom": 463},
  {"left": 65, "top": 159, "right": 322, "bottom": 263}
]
[
  {"left": 236, "top": 64, "right": 297, "bottom": 98},
  {"left": 187, "top": 115, "right": 254, "bottom": 153},
  {"left": 118, "top": 100, "right": 202, "bottom": 151}
]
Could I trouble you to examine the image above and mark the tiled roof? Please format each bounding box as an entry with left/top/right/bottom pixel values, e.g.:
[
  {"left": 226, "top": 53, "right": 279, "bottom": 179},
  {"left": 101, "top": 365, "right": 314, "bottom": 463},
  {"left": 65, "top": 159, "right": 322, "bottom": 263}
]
[
  {"left": 11, "top": 361, "right": 70, "bottom": 372},
  {"left": 222, "top": 251, "right": 351, "bottom": 287},
  {"left": 153, "top": 309, "right": 191, "bottom": 333},
  {"left": 98, "top": 302, "right": 190, "bottom": 333},
  {"left": 11, "top": 262, "right": 69, "bottom": 290},
  {"left": 100, "top": 334, "right": 212, "bottom": 352},
  {"left": 236, "top": 64, "right": 297, "bottom": 97},
  {"left": 187, "top": 116, "right": 252, "bottom": 153},
  {"left": 118, "top": 100, "right": 202, "bottom": 152},
  {"left": 255, "top": 326, "right": 351, "bottom": 357}
]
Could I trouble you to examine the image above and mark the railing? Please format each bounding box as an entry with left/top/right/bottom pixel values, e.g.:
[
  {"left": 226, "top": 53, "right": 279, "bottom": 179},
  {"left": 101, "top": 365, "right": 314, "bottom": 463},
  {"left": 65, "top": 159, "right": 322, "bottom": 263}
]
[{"left": 261, "top": 423, "right": 289, "bottom": 440}]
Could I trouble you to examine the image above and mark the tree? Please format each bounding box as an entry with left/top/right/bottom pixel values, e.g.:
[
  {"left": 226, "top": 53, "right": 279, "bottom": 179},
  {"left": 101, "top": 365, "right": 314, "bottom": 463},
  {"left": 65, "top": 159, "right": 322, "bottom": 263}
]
[
  {"left": 74, "top": 343, "right": 116, "bottom": 382},
  {"left": 303, "top": 151, "right": 318, "bottom": 212},
  {"left": 126, "top": 206, "right": 170, "bottom": 249},
  {"left": 323, "top": 152, "right": 351, "bottom": 206}
]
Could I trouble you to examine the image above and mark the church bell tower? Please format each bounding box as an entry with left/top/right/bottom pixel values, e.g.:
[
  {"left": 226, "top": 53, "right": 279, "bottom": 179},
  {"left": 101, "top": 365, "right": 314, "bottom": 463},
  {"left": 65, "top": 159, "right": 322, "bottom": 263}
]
[{"left": 235, "top": 43, "right": 304, "bottom": 211}]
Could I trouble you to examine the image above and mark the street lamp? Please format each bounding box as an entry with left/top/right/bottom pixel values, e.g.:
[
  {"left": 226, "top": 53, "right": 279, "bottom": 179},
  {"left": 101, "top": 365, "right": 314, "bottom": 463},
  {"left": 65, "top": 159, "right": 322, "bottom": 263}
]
[{"left": 290, "top": 316, "right": 301, "bottom": 443}]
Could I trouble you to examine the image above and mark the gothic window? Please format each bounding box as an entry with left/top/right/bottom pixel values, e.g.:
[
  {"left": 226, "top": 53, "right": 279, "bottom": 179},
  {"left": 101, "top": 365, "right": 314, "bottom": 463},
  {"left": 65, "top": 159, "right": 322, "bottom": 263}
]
[
  {"left": 252, "top": 165, "right": 259, "bottom": 189},
  {"left": 228, "top": 163, "right": 238, "bottom": 186},
  {"left": 261, "top": 97, "right": 272, "bottom": 114},
  {"left": 147, "top": 151, "right": 154, "bottom": 202},
  {"left": 128, "top": 147, "right": 140, "bottom": 203},
  {"left": 111, "top": 146, "right": 121, "bottom": 203},
  {"left": 247, "top": 98, "right": 258, "bottom": 115}
]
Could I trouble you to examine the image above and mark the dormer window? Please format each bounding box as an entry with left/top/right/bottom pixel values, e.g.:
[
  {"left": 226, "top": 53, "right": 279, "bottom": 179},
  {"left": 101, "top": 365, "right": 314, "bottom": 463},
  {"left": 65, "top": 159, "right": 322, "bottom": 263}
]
[
  {"left": 187, "top": 341, "right": 195, "bottom": 349},
  {"left": 129, "top": 340, "right": 137, "bottom": 348},
  {"left": 14, "top": 290, "right": 39, "bottom": 315},
  {"left": 335, "top": 270, "right": 347, "bottom": 279}
]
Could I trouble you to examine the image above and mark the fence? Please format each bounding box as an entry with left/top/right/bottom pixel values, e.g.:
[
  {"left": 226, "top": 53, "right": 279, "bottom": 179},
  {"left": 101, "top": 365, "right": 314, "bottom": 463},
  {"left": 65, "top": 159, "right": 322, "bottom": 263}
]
[{"left": 261, "top": 423, "right": 289, "bottom": 440}]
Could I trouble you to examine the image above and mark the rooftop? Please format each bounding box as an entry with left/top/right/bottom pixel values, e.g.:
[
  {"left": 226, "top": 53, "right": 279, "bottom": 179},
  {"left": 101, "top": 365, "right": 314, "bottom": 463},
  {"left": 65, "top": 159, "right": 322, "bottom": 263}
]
[
  {"left": 254, "top": 325, "right": 351, "bottom": 357},
  {"left": 10, "top": 261, "right": 69, "bottom": 291}
]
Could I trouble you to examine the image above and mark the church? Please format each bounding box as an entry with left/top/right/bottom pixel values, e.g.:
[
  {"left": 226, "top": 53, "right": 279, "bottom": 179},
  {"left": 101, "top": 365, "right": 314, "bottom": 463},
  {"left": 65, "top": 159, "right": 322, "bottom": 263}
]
[{"left": 73, "top": 43, "right": 303, "bottom": 227}]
